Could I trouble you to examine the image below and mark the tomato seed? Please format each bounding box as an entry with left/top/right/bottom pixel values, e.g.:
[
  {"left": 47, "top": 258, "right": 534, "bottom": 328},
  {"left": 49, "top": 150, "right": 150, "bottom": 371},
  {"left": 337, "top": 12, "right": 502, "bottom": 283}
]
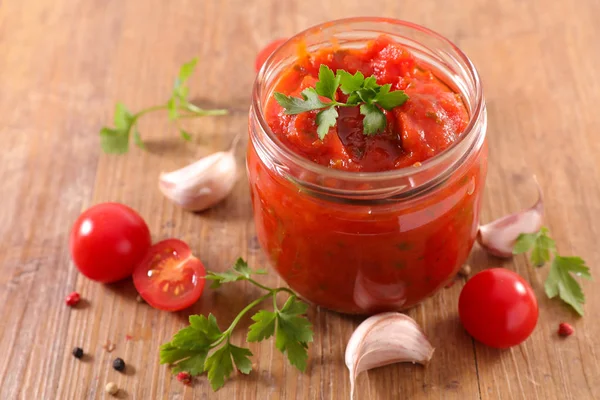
[
  {"left": 65, "top": 292, "right": 81, "bottom": 307},
  {"left": 558, "top": 322, "right": 574, "bottom": 337}
]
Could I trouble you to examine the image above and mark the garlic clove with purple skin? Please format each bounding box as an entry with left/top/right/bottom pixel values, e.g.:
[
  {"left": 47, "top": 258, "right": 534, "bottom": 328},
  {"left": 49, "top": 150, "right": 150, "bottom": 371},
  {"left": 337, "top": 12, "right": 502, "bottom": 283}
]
[
  {"left": 345, "top": 312, "right": 434, "bottom": 399},
  {"left": 477, "top": 178, "right": 543, "bottom": 257},
  {"left": 159, "top": 140, "right": 238, "bottom": 212}
]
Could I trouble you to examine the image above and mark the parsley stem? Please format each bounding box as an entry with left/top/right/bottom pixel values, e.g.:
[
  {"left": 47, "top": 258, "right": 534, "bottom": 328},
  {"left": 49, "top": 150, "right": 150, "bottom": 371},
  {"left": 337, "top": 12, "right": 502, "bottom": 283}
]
[
  {"left": 185, "top": 103, "right": 228, "bottom": 116},
  {"left": 132, "top": 104, "right": 227, "bottom": 122},
  {"left": 245, "top": 278, "right": 297, "bottom": 298},
  {"left": 221, "top": 292, "right": 273, "bottom": 339},
  {"left": 133, "top": 104, "right": 169, "bottom": 119},
  {"left": 217, "top": 286, "right": 297, "bottom": 343},
  {"left": 246, "top": 278, "right": 275, "bottom": 293}
]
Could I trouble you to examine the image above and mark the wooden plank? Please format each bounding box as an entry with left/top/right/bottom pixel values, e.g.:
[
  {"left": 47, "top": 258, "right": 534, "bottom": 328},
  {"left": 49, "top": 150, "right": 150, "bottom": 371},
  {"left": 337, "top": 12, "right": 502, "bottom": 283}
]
[{"left": 0, "top": 0, "right": 598, "bottom": 399}]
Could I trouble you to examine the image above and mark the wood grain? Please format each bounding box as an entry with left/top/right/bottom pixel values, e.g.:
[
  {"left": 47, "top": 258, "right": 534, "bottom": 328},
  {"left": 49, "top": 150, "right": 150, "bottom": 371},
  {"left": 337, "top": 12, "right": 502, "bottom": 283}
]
[{"left": 0, "top": 0, "right": 598, "bottom": 399}]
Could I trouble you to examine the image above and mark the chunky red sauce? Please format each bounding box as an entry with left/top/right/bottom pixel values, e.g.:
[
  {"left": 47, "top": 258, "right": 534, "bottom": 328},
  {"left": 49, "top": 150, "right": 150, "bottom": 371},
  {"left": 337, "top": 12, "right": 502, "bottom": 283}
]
[
  {"left": 248, "top": 35, "right": 487, "bottom": 314},
  {"left": 264, "top": 36, "right": 469, "bottom": 171}
]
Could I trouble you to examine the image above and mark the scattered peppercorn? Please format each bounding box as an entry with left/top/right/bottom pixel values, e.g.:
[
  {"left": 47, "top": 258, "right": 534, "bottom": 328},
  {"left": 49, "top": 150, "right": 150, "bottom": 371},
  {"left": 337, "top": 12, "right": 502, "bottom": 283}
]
[
  {"left": 558, "top": 322, "right": 574, "bottom": 337},
  {"left": 112, "top": 357, "right": 126, "bottom": 372},
  {"left": 65, "top": 292, "right": 81, "bottom": 307},
  {"left": 176, "top": 371, "right": 192, "bottom": 385},
  {"left": 105, "top": 382, "right": 118, "bottom": 395},
  {"left": 459, "top": 264, "right": 472, "bottom": 277},
  {"left": 72, "top": 347, "right": 84, "bottom": 359}
]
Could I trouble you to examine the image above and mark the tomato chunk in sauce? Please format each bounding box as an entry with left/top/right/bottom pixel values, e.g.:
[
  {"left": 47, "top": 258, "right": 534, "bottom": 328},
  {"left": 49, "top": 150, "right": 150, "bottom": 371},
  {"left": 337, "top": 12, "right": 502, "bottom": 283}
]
[{"left": 263, "top": 35, "right": 469, "bottom": 171}]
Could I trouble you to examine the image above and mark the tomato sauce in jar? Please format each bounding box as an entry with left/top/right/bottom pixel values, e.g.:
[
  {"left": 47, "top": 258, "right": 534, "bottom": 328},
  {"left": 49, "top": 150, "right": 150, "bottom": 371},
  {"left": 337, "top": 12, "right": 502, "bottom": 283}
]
[{"left": 248, "top": 18, "right": 487, "bottom": 314}]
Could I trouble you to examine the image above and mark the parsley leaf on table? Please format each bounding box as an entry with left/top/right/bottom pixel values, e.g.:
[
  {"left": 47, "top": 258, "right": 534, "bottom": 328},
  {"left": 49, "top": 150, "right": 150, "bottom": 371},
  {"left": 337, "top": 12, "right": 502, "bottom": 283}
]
[
  {"left": 513, "top": 227, "right": 591, "bottom": 315},
  {"left": 274, "top": 65, "right": 408, "bottom": 138},
  {"left": 545, "top": 256, "right": 592, "bottom": 316},
  {"left": 99, "top": 58, "right": 227, "bottom": 153},
  {"left": 203, "top": 343, "right": 254, "bottom": 390},
  {"left": 275, "top": 296, "right": 313, "bottom": 371},
  {"left": 159, "top": 314, "right": 222, "bottom": 375},
  {"left": 247, "top": 310, "right": 277, "bottom": 342},
  {"left": 247, "top": 295, "right": 313, "bottom": 371},
  {"left": 513, "top": 227, "right": 556, "bottom": 266},
  {"left": 205, "top": 257, "right": 267, "bottom": 289},
  {"left": 160, "top": 258, "right": 312, "bottom": 391}
]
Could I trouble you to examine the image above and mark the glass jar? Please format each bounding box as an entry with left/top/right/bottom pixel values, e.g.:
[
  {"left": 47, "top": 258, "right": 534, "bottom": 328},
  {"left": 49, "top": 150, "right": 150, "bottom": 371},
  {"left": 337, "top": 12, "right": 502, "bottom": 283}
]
[{"left": 247, "top": 17, "right": 487, "bottom": 314}]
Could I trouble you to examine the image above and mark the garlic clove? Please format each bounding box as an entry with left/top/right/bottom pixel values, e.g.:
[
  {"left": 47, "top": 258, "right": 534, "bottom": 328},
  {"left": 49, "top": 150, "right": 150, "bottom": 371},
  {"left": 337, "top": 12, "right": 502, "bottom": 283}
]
[
  {"left": 477, "top": 178, "right": 543, "bottom": 257},
  {"left": 159, "top": 149, "right": 237, "bottom": 212},
  {"left": 345, "top": 312, "right": 434, "bottom": 399}
]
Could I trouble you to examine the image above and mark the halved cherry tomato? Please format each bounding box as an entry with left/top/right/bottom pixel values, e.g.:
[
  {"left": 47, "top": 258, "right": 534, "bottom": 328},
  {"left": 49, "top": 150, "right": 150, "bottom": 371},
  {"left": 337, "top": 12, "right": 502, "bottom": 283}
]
[
  {"left": 458, "top": 268, "right": 538, "bottom": 348},
  {"left": 133, "top": 239, "right": 206, "bottom": 311},
  {"left": 255, "top": 38, "right": 288, "bottom": 72},
  {"left": 70, "top": 203, "right": 151, "bottom": 283}
]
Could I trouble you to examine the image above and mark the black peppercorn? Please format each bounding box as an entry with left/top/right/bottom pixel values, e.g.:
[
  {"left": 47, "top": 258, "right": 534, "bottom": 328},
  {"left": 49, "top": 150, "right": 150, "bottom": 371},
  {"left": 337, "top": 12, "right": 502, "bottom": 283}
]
[
  {"left": 112, "top": 357, "right": 126, "bottom": 372},
  {"left": 72, "top": 347, "right": 84, "bottom": 359}
]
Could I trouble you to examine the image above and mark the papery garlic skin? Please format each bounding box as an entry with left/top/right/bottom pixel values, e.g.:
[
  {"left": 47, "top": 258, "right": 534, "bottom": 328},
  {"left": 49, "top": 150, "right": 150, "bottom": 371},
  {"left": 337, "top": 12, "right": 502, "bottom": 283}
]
[
  {"left": 477, "top": 181, "right": 543, "bottom": 257},
  {"left": 159, "top": 150, "right": 237, "bottom": 212},
  {"left": 345, "top": 312, "right": 434, "bottom": 400}
]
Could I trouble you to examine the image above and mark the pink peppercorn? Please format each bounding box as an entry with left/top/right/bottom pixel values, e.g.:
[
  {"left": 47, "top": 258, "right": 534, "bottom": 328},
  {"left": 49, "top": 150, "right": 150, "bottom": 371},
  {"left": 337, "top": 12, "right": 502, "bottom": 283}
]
[
  {"left": 65, "top": 292, "right": 81, "bottom": 306},
  {"left": 558, "top": 322, "right": 574, "bottom": 337},
  {"left": 176, "top": 372, "right": 192, "bottom": 385}
]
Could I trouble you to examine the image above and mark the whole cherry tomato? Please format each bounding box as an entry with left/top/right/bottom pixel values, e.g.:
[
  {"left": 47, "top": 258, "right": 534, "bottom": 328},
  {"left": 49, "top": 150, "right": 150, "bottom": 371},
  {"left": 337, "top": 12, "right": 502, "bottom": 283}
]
[
  {"left": 70, "top": 203, "right": 151, "bottom": 283},
  {"left": 133, "top": 239, "right": 206, "bottom": 311},
  {"left": 458, "top": 268, "right": 538, "bottom": 348}
]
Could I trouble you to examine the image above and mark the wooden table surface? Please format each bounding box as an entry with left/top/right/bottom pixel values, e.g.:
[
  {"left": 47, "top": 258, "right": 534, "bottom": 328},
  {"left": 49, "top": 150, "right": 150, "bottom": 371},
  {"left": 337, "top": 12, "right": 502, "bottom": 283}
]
[{"left": 1, "top": 0, "right": 599, "bottom": 399}]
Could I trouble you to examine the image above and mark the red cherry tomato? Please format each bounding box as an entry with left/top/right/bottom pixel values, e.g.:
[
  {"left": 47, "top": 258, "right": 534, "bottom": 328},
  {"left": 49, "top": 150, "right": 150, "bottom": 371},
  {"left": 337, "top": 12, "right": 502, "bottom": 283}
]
[
  {"left": 70, "top": 203, "right": 151, "bottom": 283},
  {"left": 459, "top": 268, "right": 538, "bottom": 348},
  {"left": 133, "top": 239, "right": 206, "bottom": 311},
  {"left": 255, "top": 38, "right": 288, "bottom": 72}
]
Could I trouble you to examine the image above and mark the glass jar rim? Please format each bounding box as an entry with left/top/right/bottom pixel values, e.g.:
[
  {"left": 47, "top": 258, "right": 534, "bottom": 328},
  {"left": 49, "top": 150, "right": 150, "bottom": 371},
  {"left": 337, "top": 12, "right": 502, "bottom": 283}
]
[{"left": 251, "top": 17, "right": 484, "bottom": 191}]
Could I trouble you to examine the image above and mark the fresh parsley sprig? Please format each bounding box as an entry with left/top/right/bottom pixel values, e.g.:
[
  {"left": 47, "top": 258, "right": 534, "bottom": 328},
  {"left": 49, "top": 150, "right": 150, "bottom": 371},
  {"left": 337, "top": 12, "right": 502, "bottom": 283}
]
[
  {"left": 100, "top": 58, "right": 228, "bottom": 153},
  {"left": 274, "top": 65, "right": 408, "bottom": 139},
  {"left": 160, "top": 258, "right": 313, "bottom": 391},
  {"left": 514, "top": 227, "right": 592, "bottom": 315}
]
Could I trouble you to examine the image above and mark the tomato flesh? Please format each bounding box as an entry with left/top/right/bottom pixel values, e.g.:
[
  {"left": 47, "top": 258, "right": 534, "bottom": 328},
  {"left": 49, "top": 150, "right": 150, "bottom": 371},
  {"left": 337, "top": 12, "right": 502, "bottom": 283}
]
[
  {"left": 133, "top": 239, "right": 206, "bottom": 311},
  {"left": 70, "top": 203, "right": 151, "bottom": 283},
  {"left": 458, "top": 268, "right": 538, "bottom": 348}
]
